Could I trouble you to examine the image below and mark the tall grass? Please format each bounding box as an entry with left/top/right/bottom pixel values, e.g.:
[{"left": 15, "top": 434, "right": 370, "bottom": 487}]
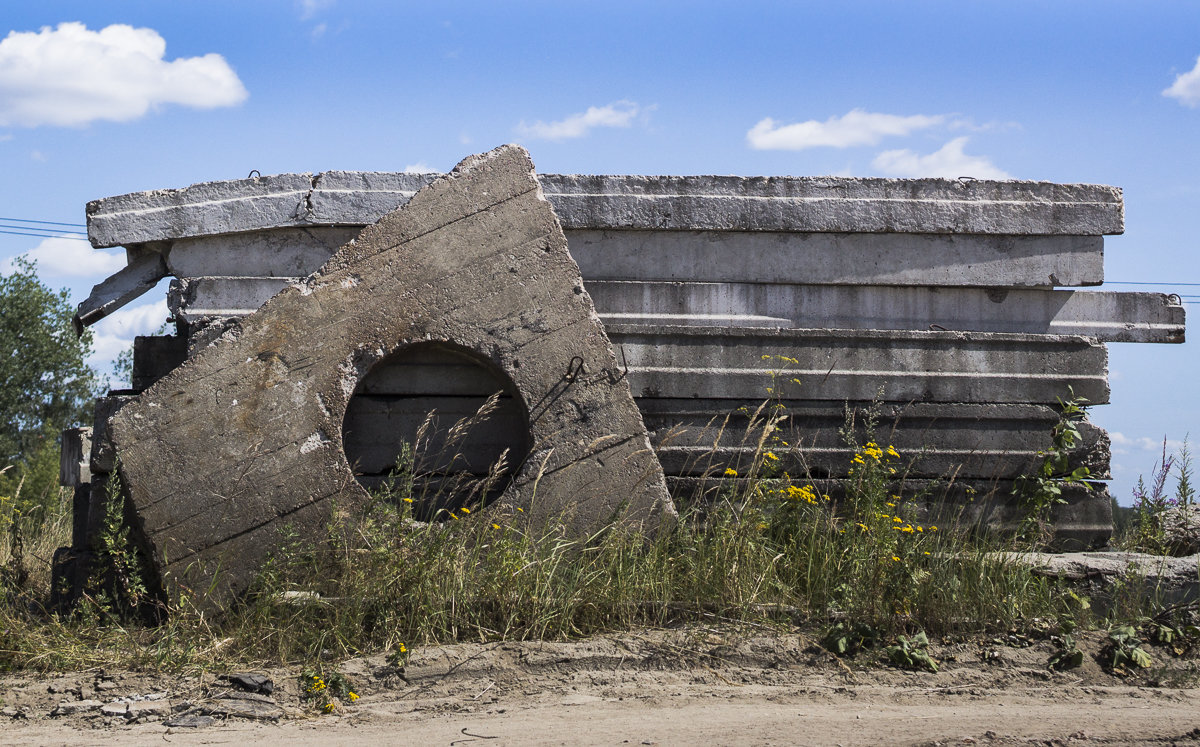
[{"left": 0, "top": 396, "right": 1166, "bottom": 672}]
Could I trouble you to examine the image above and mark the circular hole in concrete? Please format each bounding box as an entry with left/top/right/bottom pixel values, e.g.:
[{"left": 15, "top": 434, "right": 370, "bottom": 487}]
[{"left": 343, "top": 341, "right": 529, "bottom": 521}]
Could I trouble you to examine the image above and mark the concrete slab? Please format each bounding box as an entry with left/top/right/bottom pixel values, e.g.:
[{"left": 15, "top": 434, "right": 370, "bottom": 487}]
[
  {"left": 567, "top": 230, "right": 1104, "bottom": 287},
  {"left": 142, "top": 229, "right": 1108, "bottom": 289},
  {"left": 606, "top": 324, "right": 1110, "bottom": 405},
  {"left": 640, "top": 400, "right": 1110, "bottom": 481},
  {"left": 72, "top": 249, "right": 167, "bottom": 331},
  {"left": 85, "top": 172, "right": 1123, "bottom": 248},
  {"left": 587, "top": 282, "right": 1183, "bottom": 343},
  {"left": 109, "top": 145, "right": 675, "bottom": 607},
  {"left": 166, "top": 275, "right": 1184, "bottom": 343}
]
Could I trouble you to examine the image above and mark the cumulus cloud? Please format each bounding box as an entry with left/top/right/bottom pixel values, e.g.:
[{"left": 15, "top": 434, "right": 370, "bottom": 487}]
[
  {"left": 516, "top": 100, "right": 641, "bottom": 141},
  {"left": 402, "top": 162, "right": 437, "bottom": 174},
  {"left": 88, "top": 299, "right": 171, "bottom": 367},
  {"left": 871, "top": 137, "right": 1009, "bottom": 179},
  {"left": 0, "top": 22, "right": 248, "bottom": 128},
  {"left": 1164, "top": 54, "right": 1200, "bottom": 107},
  {"left": 1110, "top": 432, "right": 1186, "bottom": 455},
  {"left": 747, "top": 109, "right": 944, "bottom": 150},
  {"left": 14, "top": 236, "right": 125, "bottom": 278}
]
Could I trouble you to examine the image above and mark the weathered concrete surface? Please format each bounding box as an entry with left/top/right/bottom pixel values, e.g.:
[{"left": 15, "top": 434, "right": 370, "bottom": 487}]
[
  {"left": 165, "top": 227, "right": 360, "bottom": 278},
  {"left": 72, "top": 249, "right": 167, "bottom": 331},
  {"left": 999, "top": 550, "right": 1200, "bottom": 608},
  {"left": 589, "top": 282, "right": 1182, "bottom": 342},
  {"left": 641, "top": 400, "right": 1111, "bottom": 481},
  {"left": 148, "top": 229, "right": 1108, "bottom": 290},
  {"left": 165, "top": 275, "right": 1184, "bottom": 343},
  {"left": 58, "top": 427, "right": 91, "bottom": 488},
  {"left": 567, "top": 230, "right": 1104, "bottom": 287},
  {"left": 109, "top": 145, "right": 675, "bottom": 607},
  {"left": 85, "top": 172, "right": 1124, "bottom": 249},
  {"left": 606, "top": 325, "right": 1110, "bottom": 405},
  {"left": 1159, "top": 504, "right": 1200, "bottom": 556}
]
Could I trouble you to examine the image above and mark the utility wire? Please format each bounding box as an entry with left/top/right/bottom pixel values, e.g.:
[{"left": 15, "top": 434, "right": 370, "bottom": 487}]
[
  {"left": 0, "top": 216, "right": 85, "bottom": 228},
  {"left": 0, "top": 228, "right": 88, "bottom": 240}
]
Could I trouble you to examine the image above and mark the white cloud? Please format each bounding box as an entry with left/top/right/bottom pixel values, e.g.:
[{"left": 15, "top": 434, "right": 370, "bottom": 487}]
[
  {"left": 0, "top": 22, "right": 248, "bottom": 128},
  {"left": 1110, "top": 432, "right": 1186, "bottom": 455},
  {"left": 517, "top": 100, "right": 641, "bottom": 141},
  {"left": 403, "top": 162, "right": 437, "bottom": 174},
  {"left": 871, "top": 137, "right": 1010, "bottom": 179},
  {"left": 1164, "top": 54, "right": 1200, "bottom": 107},
  {"left": 14, "top": 236, "right": 125, "bottom": 278},
  {"left": 747, "top": 109, "right": 944, "bottom": 150},
  {"left": 299, "top": 0, "right": 335, "bottom": 20},
  {"left": 88, "top": 299, "right": 171, "bottom": 367},
  {"left": 311, "top": 23, "right": 328, "bottom": 40}
]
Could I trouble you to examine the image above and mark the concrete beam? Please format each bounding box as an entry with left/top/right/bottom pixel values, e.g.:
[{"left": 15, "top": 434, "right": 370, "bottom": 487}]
[
  {"left": 109, "top": 145, "right": 675, "bottom": 608},
  {"left": 165, "top": 227, "right": 359, "bottom": 278},
  {"left": 165, "top": 275, "right": 1181, "bottom": 344},
  {"left": 640, "top": 400, "right": 1110, "bottom": 481},
  {"left": 158, "top": 228, "right": 1107, "bottom": 289},
  {"left": 73, "top": 250, "right": 167, "bottom": 332},
  {"left": 568, "top": 230, "right": 1104, "bottom": 287},
  {"left": 588, "top": 282, "right": 1184, "bottom": 343},
  {"left": 58, "top": 427, "right": 91, "bottom": 488},
  {"left": 85, "top": 171, "right": 1123, "bottom": 248},
  {"left": 605, "top": 324, "right": 1110, "bottom": 405}
]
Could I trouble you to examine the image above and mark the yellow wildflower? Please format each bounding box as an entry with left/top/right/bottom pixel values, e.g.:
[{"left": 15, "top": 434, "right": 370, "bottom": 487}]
[
  {"left": 724, "top": 467, "right": 738, "bottom": 477},
  {"left": 403, "top": 497, "right": 414, "bottom": 503},
  {"left": 764, "top": 451, "right": 778, "bottom": 461},
  {"left": 891, "top": 556, "right": 901, "bottom": 562},
  {"left": 348, "top": 692, "right": 359, "bottom": 702},
  {"left": 491, "top": 523, "right": 501, "bottom": 530},
  {"left": 460, "top": 507, "right": 470, "bottom": 514}
]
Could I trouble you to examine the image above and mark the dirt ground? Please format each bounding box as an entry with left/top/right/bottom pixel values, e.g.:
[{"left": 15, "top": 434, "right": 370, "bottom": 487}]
[{"left": 3, "top": 627, "right": 1199, "bottom": 746}]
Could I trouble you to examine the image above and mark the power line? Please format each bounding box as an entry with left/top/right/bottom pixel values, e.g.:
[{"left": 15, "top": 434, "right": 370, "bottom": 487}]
[
  {"left": 0, "top": 228, "right": 88, "bottom": 240},
  {"left": 0, "top": 216, "right": 85, "bottom": 228}
]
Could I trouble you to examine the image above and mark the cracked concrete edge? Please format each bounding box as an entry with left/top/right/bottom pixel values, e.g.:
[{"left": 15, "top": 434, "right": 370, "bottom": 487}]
[{"left": 85, "top": 169, "right": 1124, "bottom": 248}]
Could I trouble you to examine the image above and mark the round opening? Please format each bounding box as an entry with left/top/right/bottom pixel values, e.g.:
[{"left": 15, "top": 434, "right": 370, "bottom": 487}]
[{"left": 342, "top": 341, "right": 529, "bottom": 521}]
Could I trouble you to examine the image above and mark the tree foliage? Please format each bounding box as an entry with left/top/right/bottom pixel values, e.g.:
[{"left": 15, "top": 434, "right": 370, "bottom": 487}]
[{"left": 0, "top": 256, "right": 96, "bottom": 465}]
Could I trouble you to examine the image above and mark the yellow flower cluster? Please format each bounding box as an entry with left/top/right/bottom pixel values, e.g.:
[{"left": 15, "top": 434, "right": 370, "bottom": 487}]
[{"left": 782, "top": 484, "right": 830, "bottom": 505}]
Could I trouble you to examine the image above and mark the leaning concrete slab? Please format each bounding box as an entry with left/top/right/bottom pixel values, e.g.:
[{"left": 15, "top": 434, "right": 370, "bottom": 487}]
[{"left": 109, "top": 145, "right": 675, "bottom": 607}]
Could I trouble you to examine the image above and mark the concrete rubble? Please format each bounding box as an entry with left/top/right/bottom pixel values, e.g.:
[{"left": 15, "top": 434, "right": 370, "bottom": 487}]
[{"left": 54, "top": 146, "right": 1186, "bottom": 608}]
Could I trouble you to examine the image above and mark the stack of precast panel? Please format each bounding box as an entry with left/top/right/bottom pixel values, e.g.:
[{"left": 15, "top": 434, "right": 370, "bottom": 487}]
[{"left": 64, "top": 172, "right": 1184, "bottom": 551}]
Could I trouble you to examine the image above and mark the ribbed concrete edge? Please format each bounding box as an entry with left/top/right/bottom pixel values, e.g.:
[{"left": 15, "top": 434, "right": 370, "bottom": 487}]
[{"left": 85, "top": 170, "right": 1124, "bottom": 248}]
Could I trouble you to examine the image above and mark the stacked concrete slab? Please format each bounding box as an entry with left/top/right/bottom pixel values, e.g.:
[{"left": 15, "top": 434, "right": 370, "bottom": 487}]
[{"left": 62, "top": 166, "right": 1185, "bottom": 560}]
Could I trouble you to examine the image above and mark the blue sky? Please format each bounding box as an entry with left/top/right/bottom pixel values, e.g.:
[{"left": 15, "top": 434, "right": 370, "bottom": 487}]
[{"left": 1, "top": 1, "right": 1197, "bottom": 503}]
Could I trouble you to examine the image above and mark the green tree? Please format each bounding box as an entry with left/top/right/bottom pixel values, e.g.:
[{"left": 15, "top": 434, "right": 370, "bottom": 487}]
[{"left": 0, "top": 256, "right": 96, "bottom": 466}]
